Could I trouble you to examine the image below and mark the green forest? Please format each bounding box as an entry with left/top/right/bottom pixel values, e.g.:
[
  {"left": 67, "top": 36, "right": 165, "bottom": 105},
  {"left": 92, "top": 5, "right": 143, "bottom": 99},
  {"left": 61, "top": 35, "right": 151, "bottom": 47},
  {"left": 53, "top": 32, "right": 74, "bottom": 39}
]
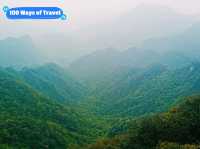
[
  {"left": 2, "top": 3, "right": 200, "bottom": 149},
  {"left": 0, "top": 62, "right": 200, "bottom": 149}
]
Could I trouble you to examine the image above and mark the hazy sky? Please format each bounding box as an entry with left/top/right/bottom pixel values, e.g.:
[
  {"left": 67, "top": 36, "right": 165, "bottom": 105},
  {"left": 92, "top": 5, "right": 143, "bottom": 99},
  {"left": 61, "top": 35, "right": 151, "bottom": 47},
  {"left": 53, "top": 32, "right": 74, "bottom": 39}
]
[
  {"left": 1, "top": 0, "right": 200, "bottom": 38},
  {"left": 0, "top": 0, "right": 200, "bottom": 64}
]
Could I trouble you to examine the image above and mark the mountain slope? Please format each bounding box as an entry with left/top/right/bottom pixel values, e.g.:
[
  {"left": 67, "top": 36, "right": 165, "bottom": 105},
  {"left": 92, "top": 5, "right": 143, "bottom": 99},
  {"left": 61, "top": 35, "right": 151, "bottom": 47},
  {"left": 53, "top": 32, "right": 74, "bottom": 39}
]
[
  {"left": 69, "top": 48, "right": 159, "bottom": 89},
  {"left": 69, "top": 49, "right": 121, "bottom": 86},
  {"left": 87, "top": 95, "right": 200, "bottom": 149},
  {"left": 0, "top": 36, "right": 44, "bottom": 68},
  {"left": 81, "top": 63, "right": 200, "bottom": 117},
  {"left": 141, "top": 22, "right": 200, "bottom": 69},
  {"left": 20, "top": 63, "right": 87, "bottom": 103},
  {"left": 0, "top": 67, "right": 107, "bottom": 148},
  {"left": 69, "top": 22, "right": 200, "bottom": 87}
]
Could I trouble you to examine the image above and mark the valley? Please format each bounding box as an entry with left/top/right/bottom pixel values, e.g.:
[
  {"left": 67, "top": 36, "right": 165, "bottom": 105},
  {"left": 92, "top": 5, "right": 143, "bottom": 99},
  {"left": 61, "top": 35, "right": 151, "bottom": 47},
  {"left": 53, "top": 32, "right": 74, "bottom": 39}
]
[
  {"left": 0, "top": 60, "right": 200, "bottom": 148},
  {"left": 0, "top": 4, "right": 200, "bottom": 149}
]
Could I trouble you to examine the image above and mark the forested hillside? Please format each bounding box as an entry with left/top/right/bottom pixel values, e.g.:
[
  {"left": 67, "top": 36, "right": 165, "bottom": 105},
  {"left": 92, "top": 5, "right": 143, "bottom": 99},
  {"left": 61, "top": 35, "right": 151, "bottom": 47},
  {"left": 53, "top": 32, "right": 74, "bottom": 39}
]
[
  {"left": 1, "top": 3, "right": 200, "bottom": 149},
  {"left": 86, "top": 95, "right": 200, "bottom": 149},
  {"left": 0, "top": 67, "right": 110, "bottom": 149},
  {"left": 1, "top": 20, "right": 200, "bottom": 149},
  {"left": 79, "top": 63, "right": 200, "bottom": 117},
  {"left": 20, "top": 63, "right": 87, "bottom": 103},
  {"left": 1, "top": 61, "right": 200, "bottom": 148},
  {"left": 68, "top": 48, "right": 158, "bottom": 88}
]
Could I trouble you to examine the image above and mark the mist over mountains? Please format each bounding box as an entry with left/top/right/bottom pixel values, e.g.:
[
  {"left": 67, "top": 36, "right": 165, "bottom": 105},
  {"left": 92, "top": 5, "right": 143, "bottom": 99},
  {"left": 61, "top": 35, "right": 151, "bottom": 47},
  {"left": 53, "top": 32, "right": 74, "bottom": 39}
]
[
  {"left": 1, "top": 5, "right": 200, "bottom": 69},
  {"left": 30, "top": 4, "right": 200, "bottom": 64},
  {"left": 0, "top": 36, "right": 44, "bottom": 68},
  {"left": 78, "top": 4, "right": 198, "bottom": 49},
  {"left": 1, "top": 4, "right": 200, "bottom": 148}
]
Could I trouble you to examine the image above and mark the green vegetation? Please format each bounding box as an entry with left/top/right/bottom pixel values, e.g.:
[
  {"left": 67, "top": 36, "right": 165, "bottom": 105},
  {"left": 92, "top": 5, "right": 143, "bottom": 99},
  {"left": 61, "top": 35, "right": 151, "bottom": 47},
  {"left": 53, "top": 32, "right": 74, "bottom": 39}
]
[
  {"left": 1, "top": 63, "right": 200, "bottom": 148},
  {"left": 87, "top": 95, "right": 200, "bottom": 149},
  {"left": 80, "top": 63, "right": 200, "bottom": 117},
  {"left": 20, "top": 63, "right": 88, "bottom": 103},
  {"left": 0, "top": 67, "right": 110, "bottom": 148},
  {"left": 2, "top": 9, "right": 200, "bottom": 148}
]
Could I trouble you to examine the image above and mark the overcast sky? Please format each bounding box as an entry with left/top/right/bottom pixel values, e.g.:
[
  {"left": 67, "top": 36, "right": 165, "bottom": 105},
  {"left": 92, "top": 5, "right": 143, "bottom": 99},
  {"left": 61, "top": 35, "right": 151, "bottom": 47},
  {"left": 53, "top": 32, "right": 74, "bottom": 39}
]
[
  {"left": 0, "top": 0, "right": 200, "bottom": 38},
  {"left": 1, "top": 0, "right": 200, "bottom": 64}
]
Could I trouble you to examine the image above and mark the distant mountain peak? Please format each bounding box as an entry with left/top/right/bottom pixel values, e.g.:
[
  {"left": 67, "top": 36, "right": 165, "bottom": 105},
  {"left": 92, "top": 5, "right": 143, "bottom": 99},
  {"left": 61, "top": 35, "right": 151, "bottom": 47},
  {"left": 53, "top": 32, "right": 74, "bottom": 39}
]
[{"left": 0, "top": 36, "right": 44, "bottom": 68}]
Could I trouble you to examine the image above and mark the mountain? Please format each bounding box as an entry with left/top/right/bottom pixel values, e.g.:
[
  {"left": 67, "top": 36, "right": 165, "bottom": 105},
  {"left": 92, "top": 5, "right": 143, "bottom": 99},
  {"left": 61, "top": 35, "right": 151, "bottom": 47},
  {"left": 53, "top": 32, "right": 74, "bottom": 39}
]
[
  {"left": 141, "top": 22, "right": 200, "bottom": 68},
  {"left": 20, "top": 63, "right": 87, "bottom": 103},
  {"left": 1, "top": 62, "right": 200, "bottom": 149},
  {"left": 31, "top": 5, "right": 200, "bottom": 65},
  {"left": 142, "top": 22, "right": 200, "bottom": 52},
  {"left": 0, "top": 36, "right": 44, "bottom": 68},
  {"left": 69, "top": 22, "right": 200, "bottom": 85},
  {"left": 118, "top": 47, "right": 158, "bottom": 69},
  {"left": 0, "top": 67, "right": 108, "bottom": 148},
  {"left": 69, "top": 20, "right": 200, "bottom": 83},
  {"left": 69, "top": 49, "right": 121, "bottom": 86},
  {"left": 69, "top": 48, "right": 158, "bottom": 88},
  {"left": 87, "top": 95, "right": 200, "bottom": 149},
  {"left": 80, "top": 63, "right": 200, "bottom": 117},
  {"left": 78, "top": 4, "right": 198, "bottom": 49}
]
